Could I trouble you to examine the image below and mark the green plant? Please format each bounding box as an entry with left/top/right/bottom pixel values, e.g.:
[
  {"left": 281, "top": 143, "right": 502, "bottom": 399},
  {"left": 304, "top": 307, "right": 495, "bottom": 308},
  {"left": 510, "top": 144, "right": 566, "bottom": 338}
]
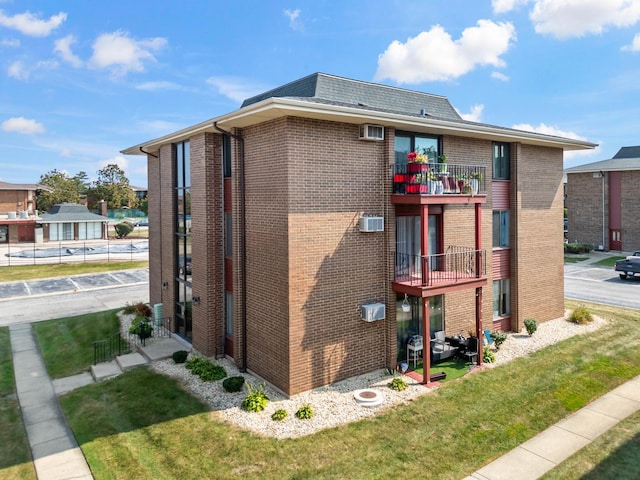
[
  {"left": 437, "top": 154, "right": 447, "bottom": 163},
  {"left": 222, "top": 375, "right": 245, "bottom": 393},
  {"left": 564, "top": 242, "right": 594, "bottom": 254},
  {"left": 524, "top": 318, "right": 538, "bottom": 336},
  {"left": 124, "top": 301, "right": 152, "bottom": 318},
  {"left": 295, "top": 404, "right": 314, "bottom": 420},
  {"left": 483, "top": 348, "right": 496, "bottom": 363},
  {"left": 114, "top": 222, "right": 133, "bottom": 238},
  {"left": 271, "top": 409, "right": 288, "bottom": 421},
  {"left": 470, "top": 171, "right": 483, "bottom": 180},
  {"left": 185, "top": 357, "right": 227, "bottom": 382},
  {"left": 129, "top": 315, "right": 153, "bottom": 339},
  {"left": 241, "top": 382, "right": 269, "bottom": 412},
  {"left": 570, "top": 305, "right": 593, "bottom": 325},
  {"left": 388, "top": 377, "right": 408, "bottom": 391},
  {"left": 172, "top": 350, "right": 189, "bottom": 363},
  {"left": 491, "top": 330, "right": 508, "bottom": 350}
]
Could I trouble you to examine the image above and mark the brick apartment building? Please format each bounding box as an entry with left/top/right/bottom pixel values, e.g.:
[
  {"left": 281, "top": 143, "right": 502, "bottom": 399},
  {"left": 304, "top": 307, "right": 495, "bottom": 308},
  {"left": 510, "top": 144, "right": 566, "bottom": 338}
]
[
  {"left": 122, "top": 73, "right": 595, "bottom": 395},
  {"left": 0, "top": 181, "right": 44, "bottom": 243},
  {"left": 565, "top": 146, "right": 640, "bottom": 252}
]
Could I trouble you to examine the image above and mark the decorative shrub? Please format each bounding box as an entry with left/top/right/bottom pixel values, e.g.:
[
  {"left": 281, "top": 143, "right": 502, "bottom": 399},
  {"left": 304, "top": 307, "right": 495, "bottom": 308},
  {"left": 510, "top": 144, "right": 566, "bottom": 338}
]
[
  {"left": 564, "top": 243, "right": 594, "bottom": 254},
  {"left": 222, "top": 376, "right": 245, "bottom": 393},
  {"left": 185, "top": 357, "right": 227, "bottom": 382},
  {"left": 129, "top": 315, "right": 153, "bottom": 339},
  {"left": 388, "top": 377, "right": 408, "bottom": 391},
  {"left": 483, "top": 349, "right": 496, "bottom": 363},
  {"left": 123, "top": 301, "right": 152, "bottom": 318},
  {"left": 241, "top": 383, "right": 269, "bottom": 412},
  {"left": 114, "top": 222, "right": 134, "bottom": 238},
  {"left": 524, "top": 318, "right": 538, "bottom": 336},
  {"left": 172, "top": 350, "right": 189, "bottom": 363},
  {"left": 491, "top": 330, "right": 508, "bottom": 350},
  {"left": 295, "top": 404, "right": 314, "bottom": 420},
  {"left": 271, "top": 409, "right": 288, "bottom": 422},
  {"left": 570, "top": 305, "right": 593, "bottom": 325}
]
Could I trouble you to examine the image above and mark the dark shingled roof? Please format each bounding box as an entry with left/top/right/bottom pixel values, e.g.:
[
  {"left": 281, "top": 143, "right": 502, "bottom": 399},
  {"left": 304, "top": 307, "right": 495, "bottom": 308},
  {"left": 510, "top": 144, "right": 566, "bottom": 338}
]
[
  {"left": 39, "top": 203, "right": 108, "bottom": 223},
  {"left": 613, "top": 146, "right": 640, "bottom": 159},
  {"left": 565, "top": 145, "right": 640, "bottom": 173},
  {"left": 241, "top": 72, "right": 462, "bottom": 121}
]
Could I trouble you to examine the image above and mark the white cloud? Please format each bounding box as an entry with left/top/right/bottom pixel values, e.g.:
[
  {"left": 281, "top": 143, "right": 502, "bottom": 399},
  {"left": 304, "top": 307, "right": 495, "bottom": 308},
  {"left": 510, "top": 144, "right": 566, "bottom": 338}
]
[
  {"left": 1, "top": 38, "right": 19, "bottom": 47},
  {"left": 492, "top": 0, "right": 531, "bottom": 14},
  {"left": 511, "top": 122, "right": 587, "bottom": 140},
  {"left": 207, "top": 76, "right": 267, "bottom": 103},
  {"left": 138, "top": 120, "right": 183, "bottom": 133},
  {"left": 622, "top": 33, "right": 640, "bottom": 52},
  {"left": 135, "top": 80, "right": 181, "bottom": 91},
  {"left": 7, "top": 60, "right": 27, "bottom": 79},
  {"left": 458, "top": 104, "right": 484, "bottom": 122},
  {"left": 0, "top": 10, "right": 66, "bottom": 37},
  {"left": 54, "top": 34, "right": 82, "bottom": 67},
  {"left": 491, "top": 71, "right": 510, "bottom": 81},
  {"left": 284, "top": 8, "right": 303, "bottom": 31},
  {"left": 98, "top": 155, "right": 129, "bottom": 172},
  {"left": 88, "top": 30, "right": 167, "bottom": 77},
  {"left": 1, "top": 116, "right": 45, "bottom": 135},
  {"left": 375, "top": 20, "right": 516, "bottom": 83},
  {"left": 530, "top": 0, "right": 640, "bottom": 39}
]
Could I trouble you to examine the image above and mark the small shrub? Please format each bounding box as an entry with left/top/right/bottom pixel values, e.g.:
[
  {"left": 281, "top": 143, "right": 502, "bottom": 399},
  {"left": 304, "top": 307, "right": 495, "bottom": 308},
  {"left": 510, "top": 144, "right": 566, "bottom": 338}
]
[
  {"left": 524, "top": 318, "right": 538, "bottom": 336},
  {"left": 241, "top": 383, "right": 269, "bottom": 412},
  {"left": 123, "top": 301, "right": 152, "bottom": 318},
  {"left": 172, "top": 350, "right": 189, "bottom": 363},
  {"left": 222, "top": 376, "right": 245, "bottom": 393},
  {"left": 271, "top": 409, "right": 288, "bottom": 422},
  {"left": 388, "top": 377, "right": 408, "bottom": 392},
  {"left": 564, "top": 243, "right": 594, "bottom": 254},
  {"left": 114, "top": 222, "right": 134, "bottom": 238},
  {"left": 570, "top": 305, "right": 593, "bottom": 325},
  {"left": 483, "top": 349, "right": 496, "bottom": 363},
  {"left": 185, "top": 357, "right": 227, "bottom": 381},
  {"left": 491, "top": 330, "right": 508, "bottom": 350},
  {"left": 129, "top": 315, "right": 153, "bottom": 339},
  {"left": 295, "top": 404, "right": 314, "bottom": 420}
]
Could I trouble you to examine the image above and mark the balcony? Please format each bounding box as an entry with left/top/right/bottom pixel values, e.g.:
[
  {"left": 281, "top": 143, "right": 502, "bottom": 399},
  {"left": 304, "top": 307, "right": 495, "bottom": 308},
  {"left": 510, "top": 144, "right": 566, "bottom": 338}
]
[
  {"left": 393, "top": 163, "right": 486, "bottom": 196},
  {"left": 393, "top": 248, "right": 487, "bottom": 296}
]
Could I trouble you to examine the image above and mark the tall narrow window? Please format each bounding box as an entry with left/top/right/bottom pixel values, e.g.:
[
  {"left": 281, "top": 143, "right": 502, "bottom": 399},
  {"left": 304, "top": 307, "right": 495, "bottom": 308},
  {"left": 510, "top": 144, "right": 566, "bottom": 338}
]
[
  {"left": 492, "top": 210, "right": 510, "bottom": 248},
  {"left": 175, "top": 140, "right": 192, "bottom": 341},
  {"left": 493, "top": 279, "right": 510, "bottom": 318},
  {"left": 493, "top": 142, "right": 510, "bottom": 180},
  {"left": 224, "top": 212, "right": 232, "bottom": 257},
  {"left": 223, "top": 134, "right": 232, "bottom": 178}
]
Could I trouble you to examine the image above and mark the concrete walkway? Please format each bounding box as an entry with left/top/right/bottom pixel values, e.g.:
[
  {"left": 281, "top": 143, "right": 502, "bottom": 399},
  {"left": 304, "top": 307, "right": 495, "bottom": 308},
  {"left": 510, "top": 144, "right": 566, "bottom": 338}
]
[
  {"left": 9, "top": 322, "right": 187, "bottom": 480},
  {"left": 465, "top": 375, "right": 640, "bottom": 480}
]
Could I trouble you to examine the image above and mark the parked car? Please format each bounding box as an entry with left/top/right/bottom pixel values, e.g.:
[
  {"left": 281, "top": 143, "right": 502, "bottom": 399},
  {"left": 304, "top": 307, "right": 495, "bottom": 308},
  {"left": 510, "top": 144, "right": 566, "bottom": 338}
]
[
  {"left": 134, "top": 220, "right": 149, "bottom": 227},
  {"left": 179, "top": 256, "right": 192, "bottom": 276},
  {"left": 614, "top": 251, "right": 640, "bottom": 280}
]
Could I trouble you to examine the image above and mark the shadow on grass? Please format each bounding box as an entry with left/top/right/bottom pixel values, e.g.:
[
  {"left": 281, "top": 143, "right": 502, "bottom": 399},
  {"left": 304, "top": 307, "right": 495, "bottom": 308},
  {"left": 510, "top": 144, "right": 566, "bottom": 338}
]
[{"left": 414, "top": 357, "right": 469, "bottom": 382}]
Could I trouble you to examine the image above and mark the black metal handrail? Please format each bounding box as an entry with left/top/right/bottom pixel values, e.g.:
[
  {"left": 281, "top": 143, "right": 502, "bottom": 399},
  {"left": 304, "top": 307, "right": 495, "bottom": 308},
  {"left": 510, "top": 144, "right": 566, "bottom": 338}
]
[
  {"left": 394, "top": 248, "right": 486, "bottom": 286},
  {"left": 393, "top": 163, "right": 486, "bottom": 195},
  {"left": 128, "top": 317, "right": 172, "bottom": 347},
  {"left": 93, "top": 332, "right": 128, "bottom": 365}
]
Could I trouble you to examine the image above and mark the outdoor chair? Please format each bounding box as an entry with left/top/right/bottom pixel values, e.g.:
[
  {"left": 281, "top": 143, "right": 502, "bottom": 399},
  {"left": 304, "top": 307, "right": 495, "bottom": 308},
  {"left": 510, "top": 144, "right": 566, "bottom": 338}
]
[
  {"left": 463, "top": 336, "right": 479, "bottom": 365},
  {"left": 483, "top": 329, "right": 495, "bottom": 349},
  {"left": 431, "top": 330, "right": 457, "bottom": 363}
]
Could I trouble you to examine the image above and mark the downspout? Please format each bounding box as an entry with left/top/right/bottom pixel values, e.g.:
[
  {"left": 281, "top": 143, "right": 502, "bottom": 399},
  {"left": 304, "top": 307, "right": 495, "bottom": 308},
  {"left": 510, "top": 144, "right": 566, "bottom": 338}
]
[
  {"left": 213, "top": 122, "right": 247, "bottom": 373},
  {"left": 140, "top": 147, "right": 158, "bottom": 158}
]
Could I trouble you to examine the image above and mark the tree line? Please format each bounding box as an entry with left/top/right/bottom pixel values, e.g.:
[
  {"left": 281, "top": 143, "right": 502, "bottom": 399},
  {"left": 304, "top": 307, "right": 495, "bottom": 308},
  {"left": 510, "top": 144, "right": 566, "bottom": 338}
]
[{"left": 36, "top": 164, "right": 147, "bottom": 214}]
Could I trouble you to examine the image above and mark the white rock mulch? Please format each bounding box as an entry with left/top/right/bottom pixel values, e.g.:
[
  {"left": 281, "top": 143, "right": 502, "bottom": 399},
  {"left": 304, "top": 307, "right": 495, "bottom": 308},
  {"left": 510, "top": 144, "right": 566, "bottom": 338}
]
[{"left": 126, "top": 310, "right": 608, "bottom": 439}]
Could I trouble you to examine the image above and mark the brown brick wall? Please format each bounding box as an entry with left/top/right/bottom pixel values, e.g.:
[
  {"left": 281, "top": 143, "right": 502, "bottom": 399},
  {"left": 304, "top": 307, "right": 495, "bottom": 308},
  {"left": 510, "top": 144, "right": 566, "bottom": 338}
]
[
  {"left": 0, "top": 189, "right": 35, "bottom": 215},
  {"left": 565, "top": 172, "right": 606, "bottom": 247},
  {"left": 147, "top": 154, "right": 162, "bottom": 307},
  {"left": 621, "top": 171, "right": 640, "bottom": 251},
  {"left": 511, "top": 143, "right": 564, "bottom": 331}
]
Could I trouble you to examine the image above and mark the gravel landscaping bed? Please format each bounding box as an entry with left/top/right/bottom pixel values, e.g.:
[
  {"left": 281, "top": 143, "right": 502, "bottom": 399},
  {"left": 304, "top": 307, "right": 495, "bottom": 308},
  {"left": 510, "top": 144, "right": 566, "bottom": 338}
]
[{"left": 123, "top": 311, "right": 607, "bottom": 439}]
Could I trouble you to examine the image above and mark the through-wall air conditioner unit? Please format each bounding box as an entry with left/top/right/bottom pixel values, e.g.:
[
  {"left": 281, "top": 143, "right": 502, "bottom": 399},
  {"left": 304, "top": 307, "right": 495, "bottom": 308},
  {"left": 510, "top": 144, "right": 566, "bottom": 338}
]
[
  {"left": 359, "top": 216, "right": 384, "bottom": 233},
  {"left": 359, "top": 124, "right": 384, "bottom": 141},
  {"left": 361, "top": 303, "right": 386, "bottom": 322}
]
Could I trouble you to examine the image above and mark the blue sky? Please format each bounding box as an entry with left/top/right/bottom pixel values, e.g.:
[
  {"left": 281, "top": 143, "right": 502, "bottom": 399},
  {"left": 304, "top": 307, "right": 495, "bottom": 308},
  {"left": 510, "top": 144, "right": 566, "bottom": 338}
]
[{"left": 1, "top": 0, "right": 640, "bottom": 188}]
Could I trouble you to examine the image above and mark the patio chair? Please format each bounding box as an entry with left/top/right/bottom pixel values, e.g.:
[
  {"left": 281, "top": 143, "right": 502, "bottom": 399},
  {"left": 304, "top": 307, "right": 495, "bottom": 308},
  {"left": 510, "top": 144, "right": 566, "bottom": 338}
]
[
  {"left": 463, "top": 337, "right": 479, "bottom": 365},
  {"left": 431, "top": 331, "right": 457, "bottom": 363}
]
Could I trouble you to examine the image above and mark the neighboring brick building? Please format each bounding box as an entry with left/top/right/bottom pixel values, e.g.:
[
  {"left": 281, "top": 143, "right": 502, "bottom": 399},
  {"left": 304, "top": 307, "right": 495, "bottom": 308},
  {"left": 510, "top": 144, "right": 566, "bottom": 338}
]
[
  {"left": 122, "top": 73, "right": 595, "bottom": 396},
  {"left": 0, "top": 181, "right": 46, "bottom": 243},
  {"left": 565, "top": 146, "right": 640, "bottom": 252}
]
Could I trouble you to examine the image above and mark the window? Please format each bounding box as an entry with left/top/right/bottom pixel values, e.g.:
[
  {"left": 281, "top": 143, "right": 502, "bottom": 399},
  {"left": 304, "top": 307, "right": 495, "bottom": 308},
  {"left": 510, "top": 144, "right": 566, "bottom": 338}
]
[
  {"left": 225, "top": 212, "right": 232, "bottom": 257},
  {"left": 395, "top": 133, "right": 441, "bottom": 164},
  {"left": 493, "top": 279, "right": 510, "bottom": 318},
  {"left": 174, "top": 140, "right": 192, "bottom": 341},
  {"left": 223, "top": 134, "right": 232, "bottom": 178},
  {"left": 492, "top": 210, "right": 510, "bottom": 248},
  {"left": 493, "top": 142, "right": 510, "bottom": 180},
  {"left": 225, "top": 292, "right": 233, "bottom": 337}
]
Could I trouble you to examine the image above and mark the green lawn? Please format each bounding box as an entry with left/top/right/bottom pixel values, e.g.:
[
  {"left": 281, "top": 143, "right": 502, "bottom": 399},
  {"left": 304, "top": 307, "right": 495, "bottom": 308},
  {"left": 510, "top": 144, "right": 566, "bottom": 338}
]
[
  {"left": 49, "top": 300, "right": 640, "bottom": 479},
  {"left": 592, "top": 256, "right": 626, "bottom": 268},
  {"left": 414, "top": 357, "right": 469, "bottom": 382},
  {"left": 564, "top": 256, "right": 588, "bottom": 264},
  {"left": 0, "top": 327, "right": 36, "bottom": 479},
  {"left": 0, "top": 261, "right": 148, "bottom": 283},
  {"left": 32, "top": 309, "right": 125, "bottom": 378}
]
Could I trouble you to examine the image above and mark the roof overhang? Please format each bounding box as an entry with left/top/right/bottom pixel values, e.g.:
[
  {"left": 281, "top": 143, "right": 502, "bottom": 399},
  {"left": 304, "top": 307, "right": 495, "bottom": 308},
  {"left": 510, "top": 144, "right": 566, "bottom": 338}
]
[{"left": 121, "top": 97, "right": 597, "bottom": 155}]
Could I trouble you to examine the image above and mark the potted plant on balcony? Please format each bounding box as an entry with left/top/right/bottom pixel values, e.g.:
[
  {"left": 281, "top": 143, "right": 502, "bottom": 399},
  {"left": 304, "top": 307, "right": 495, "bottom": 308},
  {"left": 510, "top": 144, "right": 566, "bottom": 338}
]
[
  {"left": 469, "top": 171, "right": 483, "bottom": 194},
  {"left": 437, "top": 154, "right": 447, "bottom": 174},
  {"left": 407, "top": 151, "right": 429, "bottom": 173}
]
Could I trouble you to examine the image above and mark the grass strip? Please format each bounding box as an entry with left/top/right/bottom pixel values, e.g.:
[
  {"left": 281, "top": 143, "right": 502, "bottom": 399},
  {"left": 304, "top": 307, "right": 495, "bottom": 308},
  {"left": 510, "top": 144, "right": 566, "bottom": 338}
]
[
  {"left": 592, "top": 256, "right": 625, "bottom": 268},
  {"left": 33, "top": 309, "right": 124, "bottom": 378},
  {"left": 57, "top": 301, "right": 640, "bottom": 479},
  {"left": 0, "top": 261, "right": 148, "bottom": 283},
  {"left": 0, "top": 327, "right": 36, "bottom": 479}
]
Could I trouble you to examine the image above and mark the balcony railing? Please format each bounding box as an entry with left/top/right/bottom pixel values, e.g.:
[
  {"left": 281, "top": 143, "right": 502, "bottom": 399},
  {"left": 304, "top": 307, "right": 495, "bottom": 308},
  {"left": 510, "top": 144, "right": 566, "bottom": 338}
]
[
  {"left": 393, "top": 163, "right": 486, "bottom": 195},
  {"left": 394, "top": 247, "right": 486, "bottom": 287}
]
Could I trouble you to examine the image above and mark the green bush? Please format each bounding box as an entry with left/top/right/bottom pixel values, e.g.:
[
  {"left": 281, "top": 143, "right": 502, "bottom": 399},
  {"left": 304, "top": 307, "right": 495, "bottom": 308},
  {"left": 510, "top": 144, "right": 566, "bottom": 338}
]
[
  {"left": 129, "top": 315, "right": 153, "bottom": 339},
  {"left": 222, "top": 376, "right": 245, "bottom": 393},
  {"left": 123, "top": 301, "right": 152, "bottom": 318},
  {"left": 241, "top": 383, "right": 269, "bottom": 412},
  {"left": 295, "top": 404, "right": 314, "bottom": 420},
  {"left": 114, "top": 222, "right": 134, "bottom": 238},
  {"left": 185, "top": 357, "right": 227, "bottom": 382},
  {"left": 483, "top": 349, "right": 496, "bottom": 363},
  {"left": 491, "top": 330, "right": 508, "bottom": 350},
  {"left": 569, "top": 305, "right": 593, "bottom": 325},
  {"left": 172, "top": 350, "right": 189, "bottom": 363},
  {"left": 388, "top": 377, "right": 408, "bottom": 391},
  {"left": 524, "top": 318, "right": 538, "bottom": 336},
  {"left": 271, "top": 409, "right": 288, "bottom": 421},
  {"left": 564, "top": 243, "right": 594, "bottom": 254}
]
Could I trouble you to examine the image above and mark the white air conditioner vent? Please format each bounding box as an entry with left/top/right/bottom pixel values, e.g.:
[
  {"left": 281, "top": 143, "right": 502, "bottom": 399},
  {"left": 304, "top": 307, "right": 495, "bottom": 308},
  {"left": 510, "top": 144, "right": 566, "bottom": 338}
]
[
  {"left": 359, "top": 216, "right": 384, "bottom": 233},
  {"left": 361, "top": 303, "right": 385, "bottom": 322},
  {"left": 359, "top": 124, "right": 384, "bottom": 141}
]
